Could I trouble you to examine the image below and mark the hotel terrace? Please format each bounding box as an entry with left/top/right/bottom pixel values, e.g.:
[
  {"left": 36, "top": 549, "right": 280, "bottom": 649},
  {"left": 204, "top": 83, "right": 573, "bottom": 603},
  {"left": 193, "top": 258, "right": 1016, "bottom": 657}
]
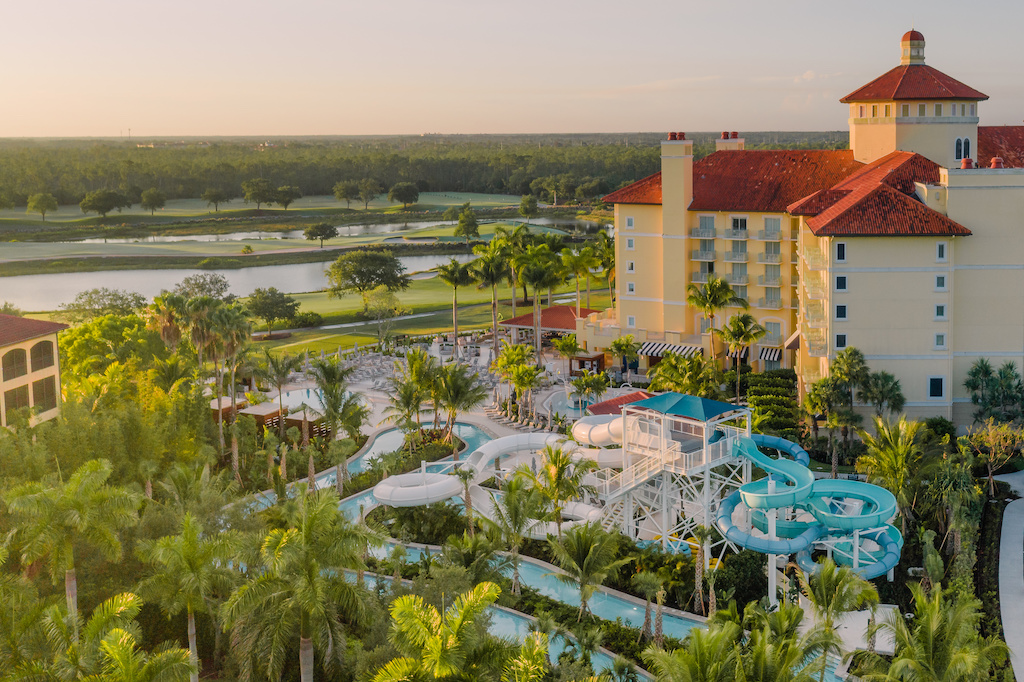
[{"left": 578, "top": 31, "right": 1024, "bottom": 425}]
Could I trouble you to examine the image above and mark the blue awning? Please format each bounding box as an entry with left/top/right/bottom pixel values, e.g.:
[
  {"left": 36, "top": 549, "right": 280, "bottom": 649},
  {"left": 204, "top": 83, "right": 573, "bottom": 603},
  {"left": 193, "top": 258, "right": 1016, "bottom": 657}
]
[{"left": 630, "top": 393, "right": 743, "bottom": 422}]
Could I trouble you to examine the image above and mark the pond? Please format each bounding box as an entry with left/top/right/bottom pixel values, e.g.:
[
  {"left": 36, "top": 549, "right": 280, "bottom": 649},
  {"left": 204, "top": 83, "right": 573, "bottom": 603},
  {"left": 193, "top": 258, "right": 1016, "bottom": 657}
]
[{"left": 0, "top": 253, "right": 473, "bottom": 310}]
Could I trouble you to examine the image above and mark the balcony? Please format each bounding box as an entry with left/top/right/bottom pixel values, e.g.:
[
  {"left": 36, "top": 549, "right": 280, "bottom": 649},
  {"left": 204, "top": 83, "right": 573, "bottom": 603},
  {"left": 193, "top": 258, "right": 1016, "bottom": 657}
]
[
  {"left": 801, "top": 245, "right": 827, "bottom": 270},
  {"left": 723, "top": 229, "right": 749, "bottom": 240},
  {"left": 756, "top": 229, "right": 783, "bottom": 241},
  {"left": 805, "top": 328, "right": 828, "bottom": 357},
  {"left": 758, "top": 252, "right": 785, "bottom": 264},
  {"left": 691, "top": 250, "right": 716, "bottom": 262},
  {"left": 689, "top": 226, "right": 716, "bottom": 239},
  {"left": 691, "top": 272, "right": 712, "bottom": 283},
  {"left": 723, "top": 251, "right": 749, "bottom": 263},
  {"left": 761, "top": 333, "right": 783, "bottom": 347},
  {"left": 804, "top": 301, "right": 827, "bottom": 328},
  {"left": 725, "top": 273, "right": 748, "bottom": 285},
  {"left": 757, "top": 274, "right": 782, "bottom": 286},
  {"left": 757, "top": 297, "right": 783, "bottom": 309},
  {"left": 801, "top": 275, "right": 826, "bottom": 300}
]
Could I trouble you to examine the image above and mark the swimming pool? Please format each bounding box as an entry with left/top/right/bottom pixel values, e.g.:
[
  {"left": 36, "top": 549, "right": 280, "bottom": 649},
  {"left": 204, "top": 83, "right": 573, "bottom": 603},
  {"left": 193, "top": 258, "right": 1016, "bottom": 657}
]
[
  {"left": 273, "top": 386, "right": 326, "bottom": 411},
  {"left": 545, "top": 390, "right": 588, "bottom": 419}
]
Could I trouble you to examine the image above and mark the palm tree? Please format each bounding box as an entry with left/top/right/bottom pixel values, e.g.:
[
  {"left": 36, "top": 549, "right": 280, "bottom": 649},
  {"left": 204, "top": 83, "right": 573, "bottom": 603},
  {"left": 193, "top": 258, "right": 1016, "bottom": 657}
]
[
  {"left": 830, "top": 346, "right": 869, "bottom": 407},
  {"left": 690, "top": 525, "right": 713, "bottom": 616},
  {"left": 868, "top": 583, "right": 1007, "bottom": 682},
  {"left": 560, "top": 247, "right": 599, "bottom": 315},
  {"left": 6, "top": 459, "right": 140, "bottom": 621},
  {"left": 480, "top": 476, "right": 542, "bottom": 595},
  {"left": 520, "top": 252, "right": 564, "bottom": 359},
  {"left": 807, "top": 376, "right": 844, "bottom": 478},
  {"left": 454, "top": 468, "right": 478, "bottom": 536},
  {"left": 504, "top": 632, "right": 549, "bottom": 682},
  {"left": 686, "top": 275, "right": 747, "bottom": 364},
  {"left": 647, "top": 352, "right": 722, "bottom": 399},
  {"left": 517, "top": 444, "right": 599, "bottom": 538},
  {"left": 402, "top": 348, "right": 439, "bottom": 428},
  {"left": 964, "top": 357, "right": 995, "bottom": 422},
  {"left": 495, "top": 222, "right": 534, "bottom": 310},
  {"left": 257, "top": 349, "right": 303, "bottom": 438},
  {"left": 715, "top": 313, "right": 767, "bottom": 403},
  {"left": 147, "top": 292, "right": 188, "bottom": 351},
  {"left": 552, "top": 333, "right": 582, "bottom": 379},
  {"left": 548, "top": 522, "right": 631, "bottom": 620},
  {"left": 471, "top": 250, "right": 511, "bottom": 358},
  {"left": 374, "top": 582, "right": 506, "bottom": 682},
  {"left": 210, "top": 304, "right": 250, "bottom": 456},
  {"left": 439, "top": 531, "right": 506, "bottom": 584},
  {"left": 184, "top": 296, "right": 220, "bottom": 368},
  {"left": 642, "top": 621, "right": 742, "bottom": 682},
  {"left": 860, "top": 370, "right": 906, "bottom": 417},
  {"left": 571, "top": 369, "right": 610, "bottom": 410},
  {"left": 308, "top": 355, "right": 358, "bottom": 489},
  {"left": 0, "top": 546, "right": 47, "bottom": 676},
  {"left": 608, "top": 334, "right": 641, "bottom": 378},
  {"left": 797, "top": 558, "right": 878, "bottom": 682},
  {"left": 509, "top": 364, "right": 541, "bottom": 420},
  {"left": 382, "top": 379, "right": 424, "bottom": 453},
  {"left": 89, "top": 627, "right": 195, "bottom": 682},
  {"left": 492, "top": 343, "right": 535, "bottom": 407},
  {"left": 438, "top": 259, "right": 477, "bottom": 359},
  {"left": 223, "top": 488, "right": 378, "bottom": 682},
  {"left": 136, "top": 513, "right": 238, "bottom": 682},
  {"left": 592, "top": 231, "right": 615, "bottom": 304},
  {"left": 631, "top": 571, "right": 662, "bottom": 641},
  {"left": 436, "top": 364, "right": 488, "bottom": 450},
  {"left": 856, "top": 415, "right": 934, "bottom": 535}
]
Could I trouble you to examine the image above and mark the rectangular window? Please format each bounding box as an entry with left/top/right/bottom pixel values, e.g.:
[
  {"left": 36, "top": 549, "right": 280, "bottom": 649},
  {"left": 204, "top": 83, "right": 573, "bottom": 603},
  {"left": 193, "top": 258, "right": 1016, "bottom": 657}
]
[
  {"left": 960, "top": 104, "right": 966, "bottom": 116},
  {"left": 626, "top": 282, "right": 635, "bottom": 294},
  {"left": 935, "top": 103, "right": 942, "bottom": 116},
  {"left": 765, "top": 359, "right": 781, "bottom": 370},
  {"left": 836, "top": 276, "right": 847, "bottom": 291},
  {"left": 700, "top": 317, "right": 713, "bottom": 333},
  {"left": 872, "top": 105, "right": 878, "bottom": 117},
  {"left": 765, "top": 321, "right": 781, "bottom": 338},
  {"left": 732, "top": 217, "right": 747, "bottom": 231},
  {"left": 835, "top": 334, "right": 847, "bottom": 349},
  {"left": 859, "top": 106, "right": 865, "bottom": 118},
  {"left": 935, "top": 334, "right": 947, "bottom": 349},
  {"left": 929, "top": 377, "right": 945, "bottom": 399},
  {"left": 971, "top": 104, "right": 976, "bottom": 116},
  {"left": 836, "top": 242, "right": 846, "bottom": 262},
  {"left": 700, "top": 261, "right": 715, "bottom": 275},
  {"left": 919, "top": 103, "right": 927, "bottom": 116},
  {"left": 732, "top": 263, "right": 747, "bottom": 279},
  {"left": 935, "top": 275, "right": 947, "bottom": 291},
  {"left": 936, "top": 242, "right": 947, "bottom": 262},
  {"left": 699, "top": 215, "right": 715, "bottom": 231},
  {"left": 836, "top": 304, "right": 847, "bottom": 320},
  {"left": 625, "top": 216, "right": 635, "bottom": 229},
  {"left": 4, "top": 384, "right": 30, "bottom": 422},
  {"left": 32, "top": 377, "right": 57, "bottom": 412},
  {"left": 626, "top": 238, "right": 635, "bottom": 250},
  {"left": 902, "top": 104, "right": 910, "bottom": 117},
  {"left": 765, "top": 241, "right": 781, "bottom": 256},
  {"left": 884, "top": 104, "right": 891, "bottom": 117},
  {"left": 733, "top": 286, "right": 748, "bottom": 301},
  {"left": 626, "top": 315, "right": 636, "bottom": 328},
  {"left": 626, "top": 261, "right": 635, "bottom": 273},
  {"left": 731, "top": 241, "right": 747, "bottom": 254},
  {"left": 935, "top": 304, "right": 946, "bottom": 319},
  {"left": 764, "top": 217, "right": 781, "bottom": 234}
]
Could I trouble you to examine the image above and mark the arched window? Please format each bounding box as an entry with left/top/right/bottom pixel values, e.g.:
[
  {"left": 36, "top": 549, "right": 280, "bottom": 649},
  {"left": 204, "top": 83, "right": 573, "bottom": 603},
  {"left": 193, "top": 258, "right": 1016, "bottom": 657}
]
[
  {"left": 955, "top": 138, "right": 963, "bottom": 160},
  {"left": 963, "top": 138, "right": 971, "bottom": 159},
  {"left": 2, "top": 349, "right": 27, "bottom": 382},
  {"left": 30, "top": 341, "right": 54, "bottom": 372}
]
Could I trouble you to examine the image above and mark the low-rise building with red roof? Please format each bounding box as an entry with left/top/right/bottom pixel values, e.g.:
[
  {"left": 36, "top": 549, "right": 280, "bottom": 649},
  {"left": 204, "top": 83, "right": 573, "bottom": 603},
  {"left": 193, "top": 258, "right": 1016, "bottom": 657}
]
[
  {"left": 579, "top": 30, "right": 1024, "bottom": 427},
  {"left": 0, "top": 314, "right": 69, "bottom": 428}
]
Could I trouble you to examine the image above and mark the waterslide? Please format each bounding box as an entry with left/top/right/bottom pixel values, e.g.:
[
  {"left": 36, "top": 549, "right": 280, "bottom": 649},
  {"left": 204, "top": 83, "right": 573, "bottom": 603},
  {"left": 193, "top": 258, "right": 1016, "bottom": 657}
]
[
  {"left": 717, "top": 436, "right": 903, "bottom": 579},
  {"left": 570, "top": 414, "right": 630, "bottom": 468}
]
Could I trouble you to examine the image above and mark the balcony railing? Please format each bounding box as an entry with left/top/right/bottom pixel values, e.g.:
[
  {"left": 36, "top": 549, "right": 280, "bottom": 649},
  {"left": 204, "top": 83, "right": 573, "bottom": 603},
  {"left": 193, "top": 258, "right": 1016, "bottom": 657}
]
[
  {"left": 723, "top": 251, "right": 749, "bottom": 263},
  {"left": 801, "top": 246, "right": 827, "bottom": 270},
  {"left": 761, "top": 333, "right": 783, "bottom": 347},
  {"left": 725, "top": 274, "right": 748, "bottom": 285},
  {"left": 758, "top": 252, "right": 784, "bottom": 264},
  {"left": 689, "top": 226, "right": 716, "bottom": 239},
  {"left": 758, "top": 275, "right": 782, "bottom": 286},
  {"left": 757, "top": 298, "right": 783, "bottom": 309},
  {"left": 723, "top": 229, "right": 749, "bottom": 240},
  {"left": 804, "top": 301, "right": 827, "bottom": 328},
  {"left": 756, "top": 229, "right": 783, "bottom": 241},
  {"left": 801, "top": 276, "right": 826, "bottom": 300},
  {"left": 691, "top": 250, "right": 716, "bottom": 262},
  {"left": 691, "top": 272, "right": 712, "bottom": 283}
]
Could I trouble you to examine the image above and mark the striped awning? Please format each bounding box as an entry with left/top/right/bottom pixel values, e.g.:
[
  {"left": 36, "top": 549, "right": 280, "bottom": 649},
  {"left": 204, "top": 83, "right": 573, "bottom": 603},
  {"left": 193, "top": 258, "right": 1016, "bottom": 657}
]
[
  {"left": 726, "top": 347, "right": 749, "bottom": 359},
  {"left": 759, "top": 347, "right": 783, "bottom": 362},
  {"left": 639, "top": 342, "right": 703, "bottom": 358}
]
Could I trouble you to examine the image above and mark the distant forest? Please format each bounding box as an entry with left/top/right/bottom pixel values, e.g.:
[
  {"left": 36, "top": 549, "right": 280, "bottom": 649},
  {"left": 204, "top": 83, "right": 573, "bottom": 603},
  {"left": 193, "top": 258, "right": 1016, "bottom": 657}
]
[{"left": 0, "top": 131, "right": 849, "bottom": 206}]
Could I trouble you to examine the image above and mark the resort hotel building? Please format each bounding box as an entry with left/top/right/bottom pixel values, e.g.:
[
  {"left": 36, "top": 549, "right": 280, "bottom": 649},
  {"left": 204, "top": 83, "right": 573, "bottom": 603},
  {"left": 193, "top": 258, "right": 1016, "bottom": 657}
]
[
  {"left": 578, "top": 31, "right": 1024, "bottom": 426},
  {"left": 0, "top": 314, "right": 68, "bottom": 428}
]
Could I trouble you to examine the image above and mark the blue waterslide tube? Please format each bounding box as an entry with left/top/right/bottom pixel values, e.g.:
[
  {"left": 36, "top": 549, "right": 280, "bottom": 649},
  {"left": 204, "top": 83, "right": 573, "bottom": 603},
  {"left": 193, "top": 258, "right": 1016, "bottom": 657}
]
[
  {"left": 798, "top": 526, "right": 903, "bottom": 579},
  {"left": 803, "top": 479, "right": 898, "bottom": 531},
  {"left": 751, "top": 433, "right": 810, "bottom": 466},
  {"left": 733, "top": 437, "right": 815, "bottom": 509},
  {"left": 717, "top": 489, "right": 824, "bottom": 555}
]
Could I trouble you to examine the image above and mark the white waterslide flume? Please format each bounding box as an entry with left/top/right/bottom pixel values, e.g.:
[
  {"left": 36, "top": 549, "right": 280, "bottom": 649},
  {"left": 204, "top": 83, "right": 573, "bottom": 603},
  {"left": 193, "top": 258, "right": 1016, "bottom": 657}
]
[{"left": 572, "top": 414, "right": 624, "bottom": 448}]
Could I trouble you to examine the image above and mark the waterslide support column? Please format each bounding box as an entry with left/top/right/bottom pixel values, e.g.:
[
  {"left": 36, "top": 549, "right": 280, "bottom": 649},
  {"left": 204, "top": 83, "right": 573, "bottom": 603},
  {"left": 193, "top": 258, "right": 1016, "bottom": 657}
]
[
  {"left": 853, "top": 529, "right": 860, "bottom": 570},
  {"left": 767, "top": 477, "right": 778, "bottom": 606}
]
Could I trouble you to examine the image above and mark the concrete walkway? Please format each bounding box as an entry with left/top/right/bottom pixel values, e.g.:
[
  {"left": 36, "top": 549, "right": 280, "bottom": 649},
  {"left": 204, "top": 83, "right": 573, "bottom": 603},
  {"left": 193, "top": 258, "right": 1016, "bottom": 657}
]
[{"left": 994, "top": 470, "right": 1024, "bottom": 678}]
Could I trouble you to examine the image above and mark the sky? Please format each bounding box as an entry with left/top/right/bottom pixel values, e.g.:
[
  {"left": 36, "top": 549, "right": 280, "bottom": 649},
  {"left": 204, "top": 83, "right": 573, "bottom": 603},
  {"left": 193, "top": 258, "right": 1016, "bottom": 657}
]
[{"left": 2, "top": 0, "right": 1022, "bottom": 137}]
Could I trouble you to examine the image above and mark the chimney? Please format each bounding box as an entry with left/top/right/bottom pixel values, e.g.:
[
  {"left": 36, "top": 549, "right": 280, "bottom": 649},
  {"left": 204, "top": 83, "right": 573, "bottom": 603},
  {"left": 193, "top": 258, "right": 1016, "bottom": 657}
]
[
  {"left": 990, "top": 157, "right": 1005, "bottom": 169},
  {"left": 668, "top": 132, "right": 677, "bottom": 140},
  {"left": 716, "top": 130, "right": 745, "bottom": 152},
  {"left": 661, "top": 129, "right": 694, "bottom": 234},
  {"left": 960, "top": 158, "right": 974, "bottom": 169}
]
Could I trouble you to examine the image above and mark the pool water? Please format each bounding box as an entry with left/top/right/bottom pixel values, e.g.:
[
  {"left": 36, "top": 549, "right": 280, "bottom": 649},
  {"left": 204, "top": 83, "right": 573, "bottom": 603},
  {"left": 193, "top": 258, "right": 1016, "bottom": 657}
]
[
  {"left": 275, "top": 387, "right": 326, "bottom": 411},
  {"left": 545, "top": 391, "right": 588, "bottom": 419}
]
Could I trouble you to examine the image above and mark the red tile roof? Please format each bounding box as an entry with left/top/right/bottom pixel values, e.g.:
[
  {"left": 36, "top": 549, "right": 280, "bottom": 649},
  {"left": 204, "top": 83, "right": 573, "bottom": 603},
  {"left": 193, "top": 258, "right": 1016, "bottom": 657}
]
[
  {"left": 840, "top": 64, "right": 988, "bottom": 102},
  {"left": 499, "top": 306, "right": 598, "bottom": 332},
  {"left": 587, "top": 391, "right": 654, "bottom": 416},
  {"left": 902, "top": 29, "right": 925, "bottom": 42},
  {"left": 790, "top": 151, "right": 971, "bottom": 237},
  {"left": 602, "top": 172, "right": 662, "bottom": 205},
  {"left": 977, "top": 126, "right": 1024, "bottom": 168},
  {"left": 0, "top": 315, "right": 69, "bottom": 346},
  {"left": 690, "top": 150, "right": 863, "bottom": 213}
]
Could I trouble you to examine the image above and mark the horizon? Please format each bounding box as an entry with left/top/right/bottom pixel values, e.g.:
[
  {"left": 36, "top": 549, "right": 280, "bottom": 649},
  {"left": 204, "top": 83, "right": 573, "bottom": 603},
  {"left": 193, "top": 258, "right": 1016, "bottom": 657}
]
[{"left": 3, "top": 0, "right": 1022, "bottom": 138}]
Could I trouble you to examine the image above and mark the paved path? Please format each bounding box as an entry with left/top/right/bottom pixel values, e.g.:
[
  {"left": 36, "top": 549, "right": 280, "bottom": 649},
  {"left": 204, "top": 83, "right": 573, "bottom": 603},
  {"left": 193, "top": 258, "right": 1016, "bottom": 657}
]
[{"left": 995, "top": 471, "right": 1024, "bottom": 678}]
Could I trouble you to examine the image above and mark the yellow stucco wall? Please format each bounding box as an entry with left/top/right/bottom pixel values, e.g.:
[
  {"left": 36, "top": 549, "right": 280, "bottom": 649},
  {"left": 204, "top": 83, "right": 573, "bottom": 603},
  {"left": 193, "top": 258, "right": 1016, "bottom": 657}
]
[{"left": 1, "top": 332, "right": 63, "bottom": 428}]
